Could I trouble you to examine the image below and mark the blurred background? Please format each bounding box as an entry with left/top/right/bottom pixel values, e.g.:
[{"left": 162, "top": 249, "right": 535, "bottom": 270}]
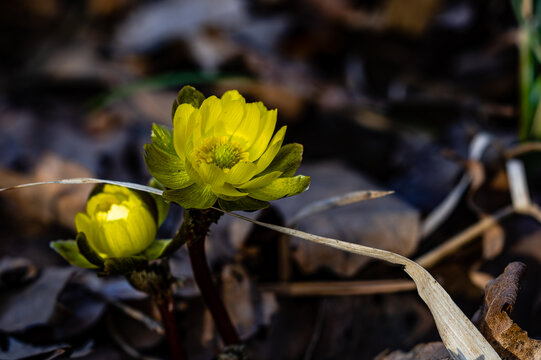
[{"left": 1, "top": 0, "right": 540, "bottom": 359}]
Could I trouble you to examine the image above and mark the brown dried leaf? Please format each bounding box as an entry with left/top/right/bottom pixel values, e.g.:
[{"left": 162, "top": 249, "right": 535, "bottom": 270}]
[
  {"left": 0, "top": 153, "right": 93, "bottom": 229},
  {"left": 473, "top": 262, "right": 541, "bottom": 359}
]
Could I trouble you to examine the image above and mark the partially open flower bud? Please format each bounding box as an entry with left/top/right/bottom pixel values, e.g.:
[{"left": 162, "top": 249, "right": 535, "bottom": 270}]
[{"left": 75, "top": 185, "right": 157, "bottom": 258}]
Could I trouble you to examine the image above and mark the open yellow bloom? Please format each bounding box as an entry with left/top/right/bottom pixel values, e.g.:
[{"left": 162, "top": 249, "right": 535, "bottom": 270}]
[
  {"left": 75, "top": 185, "right": 157, "bottom": 258},
  {"left": 144, "top": 87, "right": 310, "bottom": 210}
]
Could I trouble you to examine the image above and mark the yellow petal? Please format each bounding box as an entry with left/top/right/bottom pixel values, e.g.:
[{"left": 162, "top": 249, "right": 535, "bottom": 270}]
[
  {"left": 214, "top": 100, "right": 245, "bottom": 138},
  {"left": 189, "top": 110, "right": 203, "bottom": 150},
  {"left": 247, "top": 108, "right": 277, "bottom": 160},
  {"left": 75, "top": 213, "right": 99, "bottom": 250},
  {"left": 127, "top": 208, "right": 157, "bottom": 253},
  {"left": 221, "top": 90, "right": 245, "bottom": 103},
  {"left": 199, "top": 96, "right": 222, "bottom": 136},
  {"left": 226, "top": 161, "right": 258, "bottom": 185},
  {"left": 99, "top": 221, "right": 132, "bottom": 257},
  {"left": 237, "top": 171, "right": 282, "bottom": 190},
  {"left": 231, "top": 102, "right": 260, "bottom": 151},
  {"left": 173, "top": 103, "right": 195, "bottom": 159},
  {"left": 255, "top": 126, "right": 286, "bottom": 173}
]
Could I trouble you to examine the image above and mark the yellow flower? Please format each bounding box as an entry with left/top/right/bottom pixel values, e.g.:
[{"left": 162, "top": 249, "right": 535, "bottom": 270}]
[
  {"left": 75, "top": 185, "right": 157, "bottom": 258},
  {"left": 144, "top": 87, "right": 310, "bottom": 210}
]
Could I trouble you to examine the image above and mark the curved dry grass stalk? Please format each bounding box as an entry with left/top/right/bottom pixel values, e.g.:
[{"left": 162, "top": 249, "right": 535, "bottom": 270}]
[{"left": 0, "top": 178, "right": 164, "bottom": 196}]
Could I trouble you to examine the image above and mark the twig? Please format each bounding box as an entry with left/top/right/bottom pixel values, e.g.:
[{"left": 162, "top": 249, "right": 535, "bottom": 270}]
[
  {"left": 416, "top": 206, "right": 514, "bottom": 269},
  {"left": 504, "top": 142, "right": 541, "bottom": 159},
  {"left": 259, "top": 280, "right": 415, "bottom": 296}
]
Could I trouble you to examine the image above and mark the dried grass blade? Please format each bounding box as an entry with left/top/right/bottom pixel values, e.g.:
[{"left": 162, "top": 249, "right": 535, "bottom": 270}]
[{"left": 0, "top": 178, "right": 164, "bottom": 196}]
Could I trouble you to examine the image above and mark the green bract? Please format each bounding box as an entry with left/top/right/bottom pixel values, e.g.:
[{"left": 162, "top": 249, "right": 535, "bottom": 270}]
[
  {"left": 51, "top": 184, "right": 174, "bottom": 274},
  {"left": 144, "top": 86, "right": 310, "bottom": 211}
]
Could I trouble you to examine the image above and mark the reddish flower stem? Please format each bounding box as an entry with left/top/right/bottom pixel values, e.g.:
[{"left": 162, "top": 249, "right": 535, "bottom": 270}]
[
  {"left": 183, "top": 209, "right": 241, "bottom": 346},
  {"left": 156, "top": 293, "right": 186, "bottom": 360}
]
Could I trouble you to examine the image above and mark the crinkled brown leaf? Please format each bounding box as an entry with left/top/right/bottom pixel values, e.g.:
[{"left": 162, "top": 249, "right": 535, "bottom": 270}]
[{"left": 473, "top": 262, "right": 541, "bottom": 359}]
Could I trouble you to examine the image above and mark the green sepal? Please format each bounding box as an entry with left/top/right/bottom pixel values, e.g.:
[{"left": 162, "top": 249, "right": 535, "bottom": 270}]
[
  {"left": 171, "top": 85, "right": 205, "bottom": 119},
  {"left": 144, "top": 143, "right": 193, "bottom": 189},
  {"left": 101, "top": 256, "right": 146, "bottom": 276},
  {"left": 260, "top": 143, "right": 303, "bottom": 177},
  {"left": 148, "top": 179, "right": 170, "bottom": 226},
  {"left": 164, "top": 183, "right": 217, "bottom": 209},
  {"left": 150, "top": 123, "right": 176, "bottom": 154},
  {"left": 76, "top": 232, "right": 104, "bottom": 267},
  {"left": 248, "top": 175, "right": 311, "bottom": 201},
  {"left": 141, "top": 239, "right": 173, "bottom": 260},
  {"left": 50, "top": 240, "right": 99, "bottom": 269},
  {"left": 218, "top": 197, "right": 270, "bottom": 212}
]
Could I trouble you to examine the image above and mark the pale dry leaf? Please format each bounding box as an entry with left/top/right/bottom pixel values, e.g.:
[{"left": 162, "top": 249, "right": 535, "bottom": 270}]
[{"left": 506, "top": 160, "right": 531, "bottom": 213}]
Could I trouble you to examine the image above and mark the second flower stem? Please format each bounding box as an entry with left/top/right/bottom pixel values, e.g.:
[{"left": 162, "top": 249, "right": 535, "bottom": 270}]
[
  {"left": 156, "top": 293, "right": 186, "bottom": 360},
  {"left": 183, "top": 209, "right": 241, "bottom": 346}
]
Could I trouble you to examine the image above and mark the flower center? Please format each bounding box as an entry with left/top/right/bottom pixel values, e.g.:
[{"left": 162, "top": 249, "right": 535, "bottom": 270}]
[{"left": 195, "top": 136, "right": 248, "bottom": 169}]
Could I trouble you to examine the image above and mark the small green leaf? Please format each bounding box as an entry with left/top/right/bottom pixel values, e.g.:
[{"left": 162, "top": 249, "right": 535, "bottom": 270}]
[
  {"left": 102, "top": 256, "right": 146, "bottom": 276},
  {"left": 164, "top": 183, "right": 217, "bottom": 209},
  {"left": 150, "top": 123, "right": 176, "bottom": 154},
  {"left": 248, "top": 175, "right": 311, "bottom": 201},
  {"left": 218, "top": 197, "right": 269, "bottom": 212},
  {"left": 50, "top": 240, "right": 99, "bottom": 269},
  {"left": 142, "top": 239, "right": 173, "bottom": 260},
  {"left": 260, "top": 143, "right": 303, "bottom": 177},
  {"left": 171, "top": 85, "right": 205, "bottom": 119},
  {"left": 144, "top": 143, "right": 193, "bottom": 189},
  {"left": 76, "top": 232, "right": 104, "bottom": 267}
]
